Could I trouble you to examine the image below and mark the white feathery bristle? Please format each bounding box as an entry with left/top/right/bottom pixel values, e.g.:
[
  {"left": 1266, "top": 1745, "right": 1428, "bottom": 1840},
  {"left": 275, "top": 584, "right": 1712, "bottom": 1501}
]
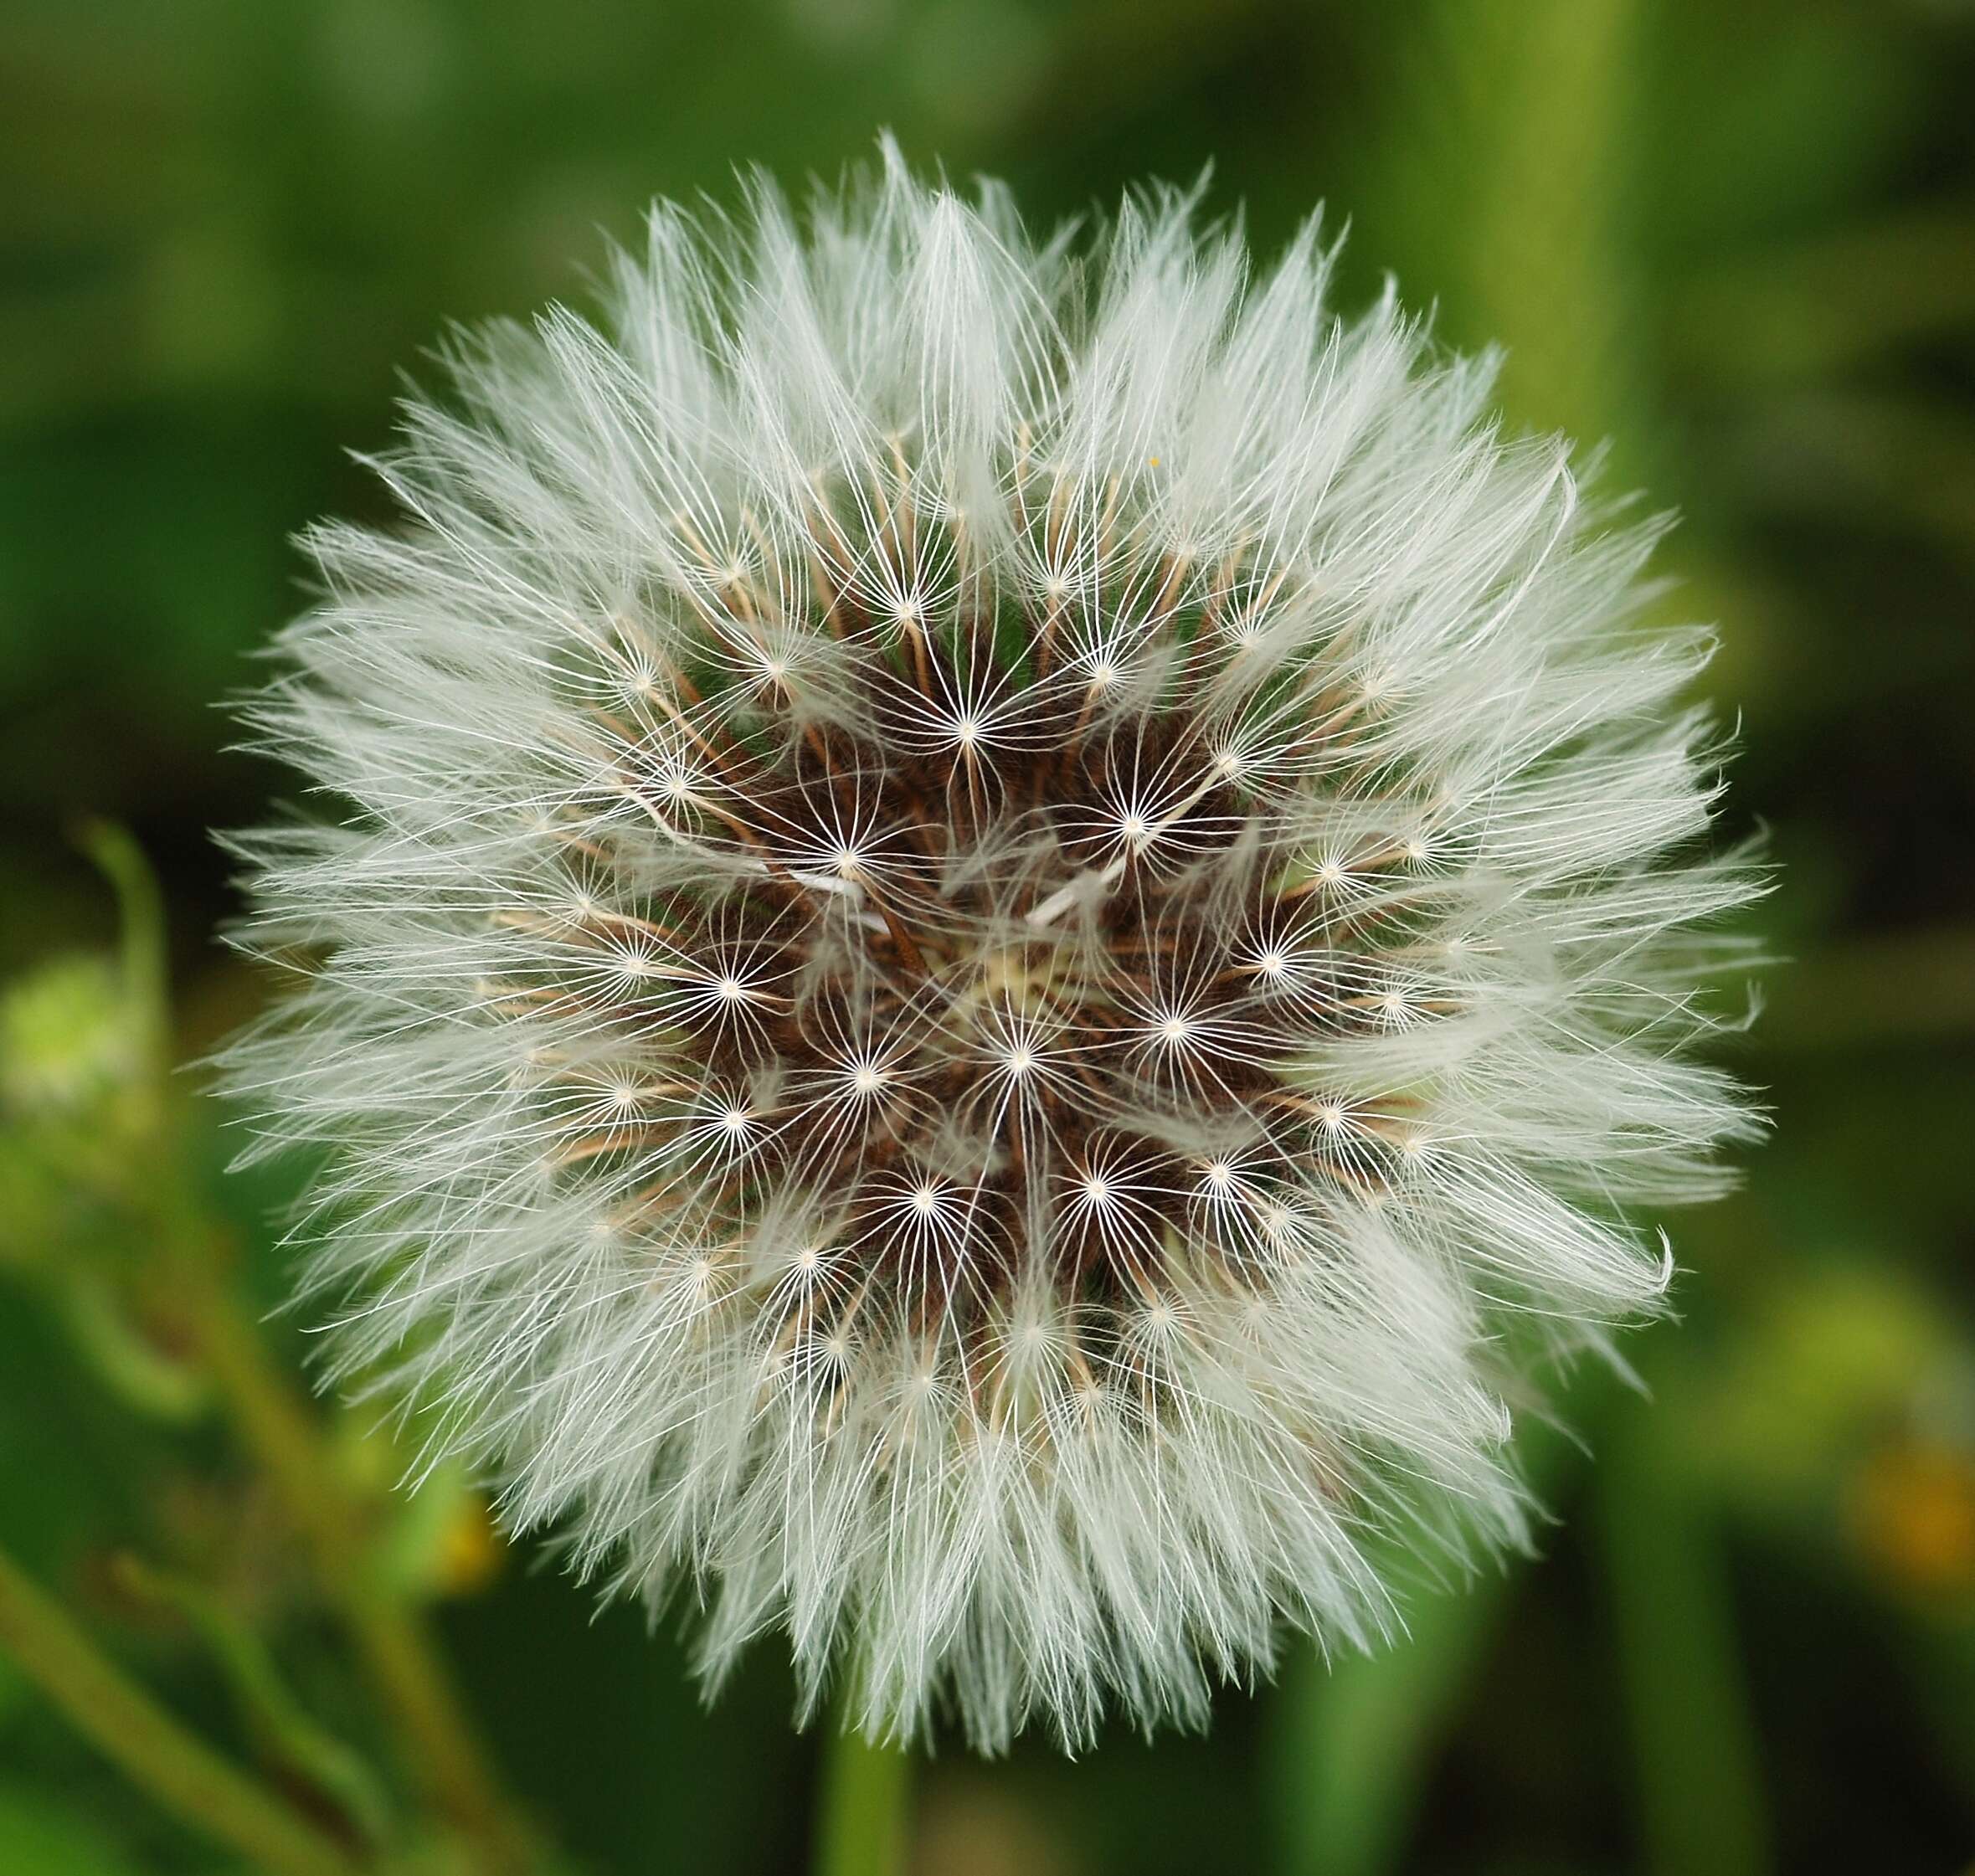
[{"left": 220, "top": 139, "right": 1760, "bottom": 1752}]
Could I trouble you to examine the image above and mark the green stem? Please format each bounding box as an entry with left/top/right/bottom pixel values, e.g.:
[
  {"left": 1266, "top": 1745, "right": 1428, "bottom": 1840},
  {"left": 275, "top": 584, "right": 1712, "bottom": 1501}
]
[
  {"left": 163, "top": 1240, "right": 532, "bottom": 1872},
  {"left": 1274, "top": 1565, "right": 1513, "bottom": 1876},
  {"left": 1272, "top": 1396, "right": 1602, "bottom": 1876},
  {"left": 73, "top": 820, "right": 167, "bottom": 1076},
  {"left": 812, "top": 1706, "right": 912, "bottom": 1876},
  {"left": 157, "top": 1241, "right": 535, "bottom": 1873},
  {"left": 1600, "top": 1400, "right": 1772, "bottom": 1876},
  {"left": 71, "top": 825, "right": 530, "bottom": 1868},
  {"left": 0, "top": 1539, "right": 363, "bottom": 1876}
]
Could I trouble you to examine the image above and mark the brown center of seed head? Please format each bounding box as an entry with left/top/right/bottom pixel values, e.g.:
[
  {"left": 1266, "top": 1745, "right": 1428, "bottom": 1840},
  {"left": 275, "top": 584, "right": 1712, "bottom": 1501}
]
[{"left": 534, "top": 517, "right": 1391, "bottom": 1365}]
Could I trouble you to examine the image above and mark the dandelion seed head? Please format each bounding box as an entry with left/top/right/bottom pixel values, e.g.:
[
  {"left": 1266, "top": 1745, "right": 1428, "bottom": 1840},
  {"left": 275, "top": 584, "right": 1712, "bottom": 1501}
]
[{"left": 222, "top": 141, "right": 1758, "bottom": 1753}]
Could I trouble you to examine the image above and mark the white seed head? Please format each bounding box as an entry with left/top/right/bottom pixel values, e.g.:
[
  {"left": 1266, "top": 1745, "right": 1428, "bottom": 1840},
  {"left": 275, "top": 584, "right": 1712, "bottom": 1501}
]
[{"left": 221, "top": 141, "right": 1759, "bottom": 1753}]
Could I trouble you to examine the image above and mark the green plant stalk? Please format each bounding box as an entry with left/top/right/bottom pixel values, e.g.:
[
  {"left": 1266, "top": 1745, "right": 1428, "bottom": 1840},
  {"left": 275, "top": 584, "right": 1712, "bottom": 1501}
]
[
  {"left": 118, "top": 1554, "right": 396, "bottom": 1853},
  {"left": 158, "top": 1237, "right": 535, "bottom": 1873},
  {"left": 72, "top": 823, "right": 529, "bottom": 1867},
  {"left": 812, "top": 1710, "right": 911, "bottom": 1876},
  {"left": 0, "top": 1539, "right": 363, "bottom": 1876},
  {"left": 1600, "top": 1401, "right": 1772, "bottom": 1876},
  {"left": 1272, "top": 1393, "right": 1603, "bottom": 1876},
  {"left": 1275, "top": 1560, "right": 1515, "bottom": 1876}
]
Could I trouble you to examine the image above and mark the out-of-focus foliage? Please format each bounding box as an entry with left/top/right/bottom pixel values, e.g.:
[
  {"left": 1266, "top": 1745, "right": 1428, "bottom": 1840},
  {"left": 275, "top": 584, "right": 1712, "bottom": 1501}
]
[{"left": 1, "top": 1, "right": 1971, "bottom": 1871}]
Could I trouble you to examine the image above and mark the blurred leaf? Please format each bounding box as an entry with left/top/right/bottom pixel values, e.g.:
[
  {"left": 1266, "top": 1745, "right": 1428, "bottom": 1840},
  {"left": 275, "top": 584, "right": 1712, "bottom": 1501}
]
[
  {"left": 0, "top": 1785, "right": 146, "bottom": 1874},
  {"left": 72, "top": 822, "right": 167, "bottom": 1070},
  {"left": 1642, "top": 2, "right": 1920, "bottom": 249},
  {"left": 1272, "top": 1564, "right": 1515, "bottom": 1876},
  {"left": 1895, "top": 1616, "right": 1975, "bottom": 1812},
  {"left": 50, "top": 1267, "right": 208, "bottom": 1424},
  {"left": 117, "top": 1555, "right": 395, "bottom": 1853},
  {"left": 1271, "top": 1403, "right": 1601, "bottom": 1876},
  {"left": 1671, "top": 200, "right": 1975, "bottom": 387},
  {"left": 1374, "top": 0, "right": 1651, "bottom": 448},
  {"left": 1720, "top": 395, "right": 1975, "bottom": 568},
  {"left": 366, "top": 1464, "right": 502, "bottom": 1604},
  {"left": 1601, "top": 1401, "right": 1772, "bottom": 1876},
  {"left": 1690, "top": 1261, "right": 1957, "bottom": 1510}
]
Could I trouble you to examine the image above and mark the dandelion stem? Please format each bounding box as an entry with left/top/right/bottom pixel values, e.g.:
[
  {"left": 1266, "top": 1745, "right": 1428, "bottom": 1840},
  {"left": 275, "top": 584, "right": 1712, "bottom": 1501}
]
[
  {"left": 0, "top": 1539, "right": 364, "bottom": 1876},
  {"left": 812, "top": 1708, "right": 912, "bottom": 1876}
]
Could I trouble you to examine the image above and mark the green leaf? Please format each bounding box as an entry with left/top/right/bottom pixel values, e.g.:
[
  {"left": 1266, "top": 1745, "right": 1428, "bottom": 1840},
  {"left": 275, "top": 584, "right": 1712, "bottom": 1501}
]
[
  {"left": 51, "top": 1268, "right": 208, "bottom": 1424},
  {"left": 1272, "top": 1560, "right": 1515, "bottom": 1876},
  {"left": 0, "top": 1785, "right": 144, "bottom": 1876},
  {"left": 116, "top": 1558, "right": 396, "bottom": 1853},
  {"left": 1600, "top": 1402, "right": 1772, "bottom": 1876}
]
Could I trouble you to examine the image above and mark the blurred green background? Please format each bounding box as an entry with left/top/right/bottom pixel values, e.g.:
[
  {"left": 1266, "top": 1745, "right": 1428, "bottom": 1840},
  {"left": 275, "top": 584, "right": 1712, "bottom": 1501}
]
[{"left": 3, "top": 1, "right": 1972, "bottom": 1871}]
